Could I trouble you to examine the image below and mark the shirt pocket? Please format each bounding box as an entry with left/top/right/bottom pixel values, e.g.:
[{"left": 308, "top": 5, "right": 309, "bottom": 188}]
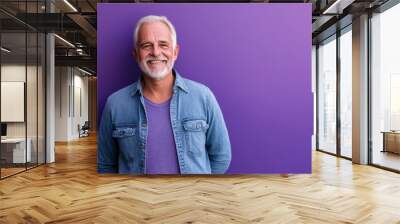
[
  {"left": 112, "top": 124, "right": 137, "bottom": 160},
  {"left": 182, "top": 119, "right": 209, "bottom": 155}
]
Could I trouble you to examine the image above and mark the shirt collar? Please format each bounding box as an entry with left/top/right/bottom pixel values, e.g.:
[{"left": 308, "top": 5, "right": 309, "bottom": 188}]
[{"left": 131, "top": 69, "right": 189, "bottom": 96}]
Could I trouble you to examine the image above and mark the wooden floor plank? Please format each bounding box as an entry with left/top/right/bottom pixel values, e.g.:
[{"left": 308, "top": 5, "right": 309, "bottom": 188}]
[{"left": 1, "top": 134, "right": 400, "bottom": 223}]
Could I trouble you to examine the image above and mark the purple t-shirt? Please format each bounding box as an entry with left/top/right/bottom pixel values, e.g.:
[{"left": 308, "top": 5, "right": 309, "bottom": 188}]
[{"left": 144, "top": 97, "right": 180, "bottom": 174}]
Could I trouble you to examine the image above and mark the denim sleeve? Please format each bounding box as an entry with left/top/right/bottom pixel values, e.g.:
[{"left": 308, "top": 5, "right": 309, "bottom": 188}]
[
  {"left": 205, "top": 90, "right": 232, "bottom": 174},
  {"left": 97, "top": 99, "right": 118, "bottom": 173}
]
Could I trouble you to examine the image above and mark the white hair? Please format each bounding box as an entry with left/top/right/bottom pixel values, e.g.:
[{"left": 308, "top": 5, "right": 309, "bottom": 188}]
[{"left": 134, "top": 15, "right": 177, "bottom": 49}]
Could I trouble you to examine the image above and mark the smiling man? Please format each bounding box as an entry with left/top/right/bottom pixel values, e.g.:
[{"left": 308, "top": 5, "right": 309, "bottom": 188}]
[{"left": 98, "top": 15, "right": 232, "bottom": 174}]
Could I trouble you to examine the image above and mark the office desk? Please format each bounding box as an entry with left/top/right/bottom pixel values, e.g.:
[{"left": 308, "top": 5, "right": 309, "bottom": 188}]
[
  {"left": 1, "top": 138, "right": 32, "bottom": 163},
  {"left": 381, "top": 131, "right": 400, "bottom": 154}
]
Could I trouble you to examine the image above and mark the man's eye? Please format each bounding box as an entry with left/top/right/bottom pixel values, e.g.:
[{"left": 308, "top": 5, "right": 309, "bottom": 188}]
[
  {"left": 141, "top": 45, "right": 151, "bottom": 49},
  {"left": 160, "top": 44, "right": 169, "bottom": 49}
]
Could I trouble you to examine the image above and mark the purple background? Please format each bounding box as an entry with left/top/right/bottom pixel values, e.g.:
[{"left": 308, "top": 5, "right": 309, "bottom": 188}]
[{"left": 98, "top": 3, "right": 312, "bottom": 174}]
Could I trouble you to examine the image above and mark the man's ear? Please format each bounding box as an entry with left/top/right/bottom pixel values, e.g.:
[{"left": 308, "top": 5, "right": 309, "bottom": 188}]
[{"left": 173, "top": 44, "right": 180, "bottom": 61}]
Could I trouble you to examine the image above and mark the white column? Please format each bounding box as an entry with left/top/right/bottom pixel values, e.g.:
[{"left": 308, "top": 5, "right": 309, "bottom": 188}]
[
  {"left": 46, "top": 33, "right": 55, "bottom": 163},
  {"left": 352, "top": 14, "right": 369, "bottom": 164},
  {"left": 45, "top": 1, "right": 55, "bottom": 163}
]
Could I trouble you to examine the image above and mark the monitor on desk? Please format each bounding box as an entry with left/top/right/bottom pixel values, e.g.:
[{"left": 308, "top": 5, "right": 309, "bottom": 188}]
[{"left": 1, "top": 123, "right": 7, "bottom": 138}]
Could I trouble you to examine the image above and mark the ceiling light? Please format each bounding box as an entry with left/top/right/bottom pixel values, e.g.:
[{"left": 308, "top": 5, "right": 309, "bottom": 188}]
[
  {"left": 63, "top": 0, "right": 78, "bottom": 12},
  {"left": 78, "top": 67, "right": 93, "bottom": 76},
  {"left": 322, "top": 0, "right": 355, "bottom": 14},
  {"left": 1, "top": 47, "right": 11, "bottom": 53},
  {"left": 54, "top": 34, "right": 75, "bottom": 48}
]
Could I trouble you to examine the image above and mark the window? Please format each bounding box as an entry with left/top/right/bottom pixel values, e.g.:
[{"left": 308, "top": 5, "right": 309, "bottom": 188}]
[
  {"left": 371, "top": 2, "right": 400, "bottom": 171},
  {"left": 317, "top": 35, "right": 337, "bottom": 154},
  {"left": 339, "top": 27, "right": 352, "bottom": 158}
]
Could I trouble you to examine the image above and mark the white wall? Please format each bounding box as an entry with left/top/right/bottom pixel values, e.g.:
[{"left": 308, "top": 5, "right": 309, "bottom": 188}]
[
  {"left": 70, "top": 71, "right": 89, "bottom": 139},
  {"left": 55, "top": 67, "right": 89, "bottom": 141},
  {"left": 55, "top": 66, "right": 69, "bottom": 141},
  {"left": 1, "top": 65, "right": 27, "bottom": 141}
]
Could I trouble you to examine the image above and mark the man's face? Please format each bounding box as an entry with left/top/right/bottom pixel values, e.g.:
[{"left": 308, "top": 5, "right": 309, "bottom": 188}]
[{"left": 135, "top": 21, "right": 179, "bottom": 80}]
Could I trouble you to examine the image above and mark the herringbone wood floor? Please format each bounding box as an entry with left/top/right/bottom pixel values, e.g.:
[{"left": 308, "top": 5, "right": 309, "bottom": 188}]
[{"left": 1, "top": 134, "right": 400, "bottom": 224}]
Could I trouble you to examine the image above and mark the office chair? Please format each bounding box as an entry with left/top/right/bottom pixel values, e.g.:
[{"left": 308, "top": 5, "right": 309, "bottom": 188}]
[{"left": 79, "top": 121, "right": 90, "bottom": 138}]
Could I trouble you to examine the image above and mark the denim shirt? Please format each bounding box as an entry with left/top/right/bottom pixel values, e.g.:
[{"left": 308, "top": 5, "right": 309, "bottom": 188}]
[{"left": 97, "top": 71, "right": 231, "bottom": 174}]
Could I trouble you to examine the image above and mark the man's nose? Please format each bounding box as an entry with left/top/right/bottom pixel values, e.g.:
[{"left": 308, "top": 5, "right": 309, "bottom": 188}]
[{"left": 151, "top": 45, "right": 161, "bottom": 56}]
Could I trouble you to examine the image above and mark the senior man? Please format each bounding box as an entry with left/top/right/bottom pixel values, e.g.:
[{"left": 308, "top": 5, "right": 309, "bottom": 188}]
[{"left": 98, "top": 15, "right": 231, "bottom": 174}]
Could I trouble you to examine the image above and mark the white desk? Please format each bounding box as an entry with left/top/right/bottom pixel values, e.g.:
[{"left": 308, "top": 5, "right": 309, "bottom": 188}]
[{"left": 1, "top": 138, "right": 31, "bottom": 163}]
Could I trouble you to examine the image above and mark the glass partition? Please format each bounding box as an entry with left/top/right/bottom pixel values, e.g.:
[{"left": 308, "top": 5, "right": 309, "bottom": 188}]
[
  {"left": 317, "top": 35, "right": 337, "bottom": 154},
  {"left": 1, "top": 30, "right": 28, "bottom": 177},
  {"left": 27, "top": 30, "right": 38, "bottom": 169},
  {"left": 0, "top": 1, "right": 46, "bottom": 179},
  {"left": 38, "top": 32, "right": 45, "bottom": 165}
]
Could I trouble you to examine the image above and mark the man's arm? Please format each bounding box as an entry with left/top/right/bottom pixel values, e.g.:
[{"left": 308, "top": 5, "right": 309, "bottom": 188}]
[
  {"left": 97, "top": 99, "right": 118, "bottom": 173},
  {"left": 205, "top": 90, "right": 232, "bottom": 174}
]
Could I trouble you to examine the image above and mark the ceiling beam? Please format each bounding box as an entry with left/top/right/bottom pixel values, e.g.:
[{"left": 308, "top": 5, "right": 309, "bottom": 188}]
[{"left": 55, "top": 55, "right": 96, "bottom": 69}]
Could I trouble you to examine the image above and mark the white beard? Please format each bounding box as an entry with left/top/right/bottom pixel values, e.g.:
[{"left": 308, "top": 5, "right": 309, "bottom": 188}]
[{"left": 139, "top": 57, "right": 175, "bottom": 80}]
